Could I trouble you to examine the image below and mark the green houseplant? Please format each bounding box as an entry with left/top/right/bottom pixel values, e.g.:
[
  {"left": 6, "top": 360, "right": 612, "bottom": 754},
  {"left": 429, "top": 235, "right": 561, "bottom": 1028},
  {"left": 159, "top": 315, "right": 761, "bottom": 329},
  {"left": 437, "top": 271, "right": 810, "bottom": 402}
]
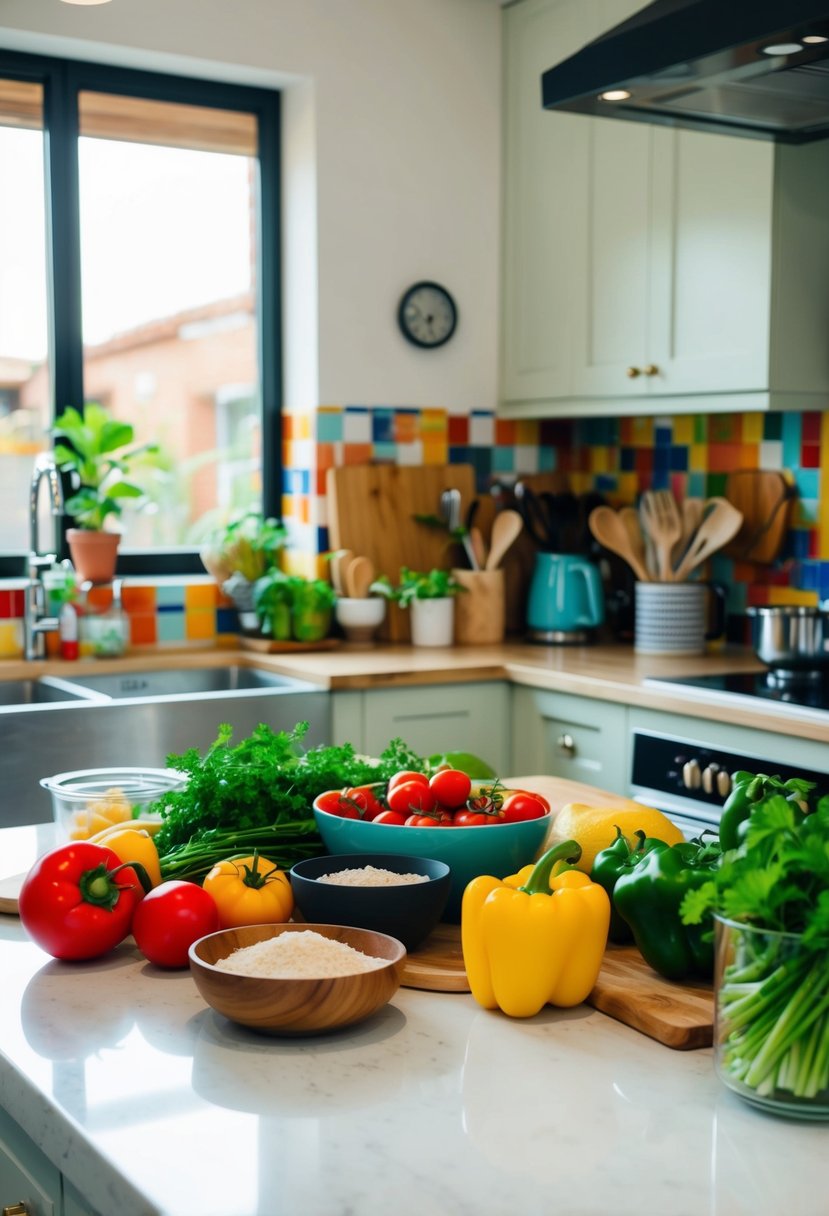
[
  {"left": 53, "top": 403, "right": 161, "bottom": 582},
  {"left": 371, "top": 567, "right": 463, "bottom": 647},
  {"left": 253, "top": 570, "right": 336, "bottom": 643},
  {"left": 199, "top": 510, "right": 288, "bottom": 628}
]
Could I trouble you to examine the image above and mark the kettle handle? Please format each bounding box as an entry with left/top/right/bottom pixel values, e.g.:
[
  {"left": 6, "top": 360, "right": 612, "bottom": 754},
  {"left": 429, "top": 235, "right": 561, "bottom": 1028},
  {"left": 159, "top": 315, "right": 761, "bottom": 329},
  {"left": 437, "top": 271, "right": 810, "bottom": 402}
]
[{"left": 574, "top": 561, "right": 605, "bottom": 628}]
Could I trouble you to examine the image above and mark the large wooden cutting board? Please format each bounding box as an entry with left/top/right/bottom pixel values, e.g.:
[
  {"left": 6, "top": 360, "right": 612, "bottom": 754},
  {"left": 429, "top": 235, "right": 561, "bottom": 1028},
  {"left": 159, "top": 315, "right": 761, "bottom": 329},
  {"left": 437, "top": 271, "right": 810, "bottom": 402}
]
[
  {"left": 326, "top": 464, "right": 477, "bottom": 640},
  {"left": 723, "top": 470, "right": 794, "bottom": 564},
  {"left": 402, "top": 925, "right": 713, "bottom": 1051}
]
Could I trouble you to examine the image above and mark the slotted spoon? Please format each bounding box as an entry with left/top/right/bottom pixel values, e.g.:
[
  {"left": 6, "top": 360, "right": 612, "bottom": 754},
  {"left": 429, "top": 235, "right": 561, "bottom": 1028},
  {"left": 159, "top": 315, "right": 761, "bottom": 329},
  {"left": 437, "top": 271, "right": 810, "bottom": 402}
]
[
  {"left": 640, "top": 491, "right": 682, "bottom": 582},
  {"left": 673, "top": 499, "right": 744, "bottom": 582}
]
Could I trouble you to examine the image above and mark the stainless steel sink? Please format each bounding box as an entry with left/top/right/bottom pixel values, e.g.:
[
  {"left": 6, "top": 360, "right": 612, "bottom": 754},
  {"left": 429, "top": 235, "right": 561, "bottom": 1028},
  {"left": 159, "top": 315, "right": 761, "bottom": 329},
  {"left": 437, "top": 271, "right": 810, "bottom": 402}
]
[
  {"left": 0, "top": 666, "right": 331, "bottom": 829},
  {"left": 51, "top": 666, "right": 303, "bottom": 700},
  {"left": 0, "top": 678, "right": 96, "bottom": 707}
]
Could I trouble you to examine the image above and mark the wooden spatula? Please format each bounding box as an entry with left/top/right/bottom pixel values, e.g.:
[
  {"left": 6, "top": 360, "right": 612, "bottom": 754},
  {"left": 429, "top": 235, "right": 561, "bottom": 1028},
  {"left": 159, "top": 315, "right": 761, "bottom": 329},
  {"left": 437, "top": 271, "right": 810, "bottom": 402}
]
[
  {"left": 673, "top": 500, "right": 743, "bottom": 581},
  {"left": 344, "top": 555, "right": 375, "bottom": 598}
]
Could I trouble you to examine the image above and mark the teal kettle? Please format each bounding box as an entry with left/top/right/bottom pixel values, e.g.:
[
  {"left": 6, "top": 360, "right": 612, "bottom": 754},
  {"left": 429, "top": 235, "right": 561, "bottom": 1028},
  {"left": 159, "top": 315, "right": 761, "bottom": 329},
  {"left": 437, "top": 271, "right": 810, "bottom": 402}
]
[{"left": 526, "top": 553, "right": 604, "bottom": 643}]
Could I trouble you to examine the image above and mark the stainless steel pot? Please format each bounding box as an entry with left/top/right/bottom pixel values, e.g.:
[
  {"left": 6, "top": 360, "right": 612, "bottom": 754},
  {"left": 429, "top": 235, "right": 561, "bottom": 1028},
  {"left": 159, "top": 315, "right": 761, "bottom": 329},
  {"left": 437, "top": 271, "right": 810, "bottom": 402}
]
[{"left": 746, "top": 605, "right": 829, "bottom": 674}]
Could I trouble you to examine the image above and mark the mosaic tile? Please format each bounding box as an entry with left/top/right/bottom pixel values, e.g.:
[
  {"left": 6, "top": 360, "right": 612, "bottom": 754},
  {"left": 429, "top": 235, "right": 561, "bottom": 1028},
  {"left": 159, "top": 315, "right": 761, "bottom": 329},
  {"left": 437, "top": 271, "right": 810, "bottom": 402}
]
[
  {"left": 156, "top": 611, "right": 186, "bottom": 643},
  {"left": 469, "top": 412, "right": 495, "bottom": 446},
  {"left": 343, "top": 407, "right": 372, "bottom": 444},
  {"left": 782, "top": 413, "right": 802, "bottom": 466},
  {"left": 317, "top": 409, "right": 343, "bottom": 443},
  {"left": 759, "top": 440, "right": 783, "bottom": 468},
  {"left": 371, "top": 409, "right": 395, "bottom": 443}
]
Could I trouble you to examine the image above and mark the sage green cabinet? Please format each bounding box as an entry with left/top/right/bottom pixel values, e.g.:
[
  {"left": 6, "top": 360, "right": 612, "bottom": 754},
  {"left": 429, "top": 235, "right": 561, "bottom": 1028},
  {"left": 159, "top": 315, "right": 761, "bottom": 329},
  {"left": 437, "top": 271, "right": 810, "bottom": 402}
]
[
  {"left": 0, "top": 1105, "right": 60, "bottom": 1216},
  {"left": 510, "top": 686, "right": 627, "bottom": 791},
  {"left": 331, "top": 683, "right": 511, "bottom": 775}
]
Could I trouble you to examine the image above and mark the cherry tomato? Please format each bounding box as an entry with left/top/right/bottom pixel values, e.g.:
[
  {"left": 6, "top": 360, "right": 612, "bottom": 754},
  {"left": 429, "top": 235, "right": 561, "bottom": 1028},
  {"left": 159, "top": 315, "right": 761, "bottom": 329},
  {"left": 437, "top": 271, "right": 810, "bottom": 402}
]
[
  {"left": 454, "top": 807, "right": 503, "bottom": 826},
  {"left": 132, "top": 880, "right": 220, "bottom": 969},
  {"left": 387, "top": 780, "right": 436, "bottom": 817},
  {"left": 18, "top": 841, "right": 144, "bottom": 961},
  {"left": 373, "top": 809, "right": 407, "bottom": 826},
  {"left": 315, "top": 789, "right": 347, "bottom": 815},
  {"left": 344, "top": 783, "right": 385, "bottom": 821},
  {"left": 500, "top": 792, "right": 549, "bottom": 823},
  {"left": 406, "top": 808, "right": 454, "bottom": 827},
  {"left": 429, "top": 768, "right": 472, "bottom": 809},
  {"left": 387, "top": 770, "right": 429, "bottom": 793}
]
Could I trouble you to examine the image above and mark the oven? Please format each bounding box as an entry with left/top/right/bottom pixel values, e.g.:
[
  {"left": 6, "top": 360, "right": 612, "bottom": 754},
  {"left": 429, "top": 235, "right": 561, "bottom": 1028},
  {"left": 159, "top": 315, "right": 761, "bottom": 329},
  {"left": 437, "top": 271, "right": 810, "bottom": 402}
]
[{"left": 630, "top": 729, "right": 828, "bottom": 838}]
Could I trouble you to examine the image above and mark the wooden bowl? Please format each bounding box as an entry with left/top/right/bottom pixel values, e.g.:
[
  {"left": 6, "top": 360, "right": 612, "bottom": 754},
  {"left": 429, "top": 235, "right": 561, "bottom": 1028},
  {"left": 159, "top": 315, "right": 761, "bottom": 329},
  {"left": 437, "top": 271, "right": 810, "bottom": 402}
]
[{"left": 189, "top": 922, "right": 406, "bottom": 1036}]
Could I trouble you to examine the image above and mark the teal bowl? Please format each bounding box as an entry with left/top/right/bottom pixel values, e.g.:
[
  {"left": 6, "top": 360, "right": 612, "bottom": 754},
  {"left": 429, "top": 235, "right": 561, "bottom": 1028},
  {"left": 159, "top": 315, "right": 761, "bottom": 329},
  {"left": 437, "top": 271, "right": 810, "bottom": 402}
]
[{"left": 312, "top": 798, "right": 552, "bottom": 921}]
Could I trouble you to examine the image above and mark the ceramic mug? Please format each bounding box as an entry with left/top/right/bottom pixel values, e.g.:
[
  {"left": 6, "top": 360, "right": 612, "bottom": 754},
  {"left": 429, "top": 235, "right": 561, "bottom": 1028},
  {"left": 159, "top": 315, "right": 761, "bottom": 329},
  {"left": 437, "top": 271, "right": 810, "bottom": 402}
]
[
  {"left": 635, "top": 581, "right": 726, "bottom": 655},
  {"left": 526, "top": 553, "right": 605, "bottom": 636}
]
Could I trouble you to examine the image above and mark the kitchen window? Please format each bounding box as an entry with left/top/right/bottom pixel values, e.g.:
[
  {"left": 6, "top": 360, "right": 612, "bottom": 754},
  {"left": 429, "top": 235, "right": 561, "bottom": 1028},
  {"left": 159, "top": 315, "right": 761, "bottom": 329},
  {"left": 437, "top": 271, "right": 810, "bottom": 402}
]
[{"left": 0, "top": 52, "right": 281, "bottom": 576}]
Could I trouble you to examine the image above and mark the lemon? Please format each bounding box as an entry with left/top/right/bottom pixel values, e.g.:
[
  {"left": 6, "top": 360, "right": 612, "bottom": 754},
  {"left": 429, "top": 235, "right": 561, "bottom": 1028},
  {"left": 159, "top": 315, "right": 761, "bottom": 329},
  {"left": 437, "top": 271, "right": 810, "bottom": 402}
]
[{"left": 549, "top": 801, "right": 685, "bottom": 872}]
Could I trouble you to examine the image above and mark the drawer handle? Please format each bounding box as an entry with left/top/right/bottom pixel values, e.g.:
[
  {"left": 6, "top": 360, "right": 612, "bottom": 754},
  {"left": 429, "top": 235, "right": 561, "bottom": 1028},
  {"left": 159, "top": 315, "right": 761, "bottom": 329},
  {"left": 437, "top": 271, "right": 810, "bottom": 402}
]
[
  {"left": 625, "top": 366, "right": 641, "bottom": 378},
  {"left": 643, "top": 363, "right": 660, "bottom": 376},
  {"left": 4, "top": 1203, "right": 31, "bottom": 1215},
  {"left": 557, "top": 732, "right": 576, "bottom": 757}
]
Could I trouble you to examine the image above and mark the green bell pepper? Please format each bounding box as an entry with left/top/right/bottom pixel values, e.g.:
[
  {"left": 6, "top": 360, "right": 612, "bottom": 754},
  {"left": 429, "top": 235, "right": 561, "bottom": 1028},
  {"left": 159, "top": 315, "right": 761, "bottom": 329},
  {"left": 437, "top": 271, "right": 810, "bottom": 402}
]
[
  {"left": 719, "top": 771, "right": 817, "bottom": 852},
  {"left": 613, "top": 835, "right": 722, "bottom": 981},
  {"left": 589, "top": 827, "right": 664, "bottom": 944}
]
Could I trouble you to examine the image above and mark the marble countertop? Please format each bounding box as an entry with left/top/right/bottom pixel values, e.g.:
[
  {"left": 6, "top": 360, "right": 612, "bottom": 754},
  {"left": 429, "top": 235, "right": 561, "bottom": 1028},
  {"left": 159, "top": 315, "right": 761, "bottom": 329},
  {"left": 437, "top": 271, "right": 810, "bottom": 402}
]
[{"left": 1, "top": 825, "right": 826, "bottom": 1216}]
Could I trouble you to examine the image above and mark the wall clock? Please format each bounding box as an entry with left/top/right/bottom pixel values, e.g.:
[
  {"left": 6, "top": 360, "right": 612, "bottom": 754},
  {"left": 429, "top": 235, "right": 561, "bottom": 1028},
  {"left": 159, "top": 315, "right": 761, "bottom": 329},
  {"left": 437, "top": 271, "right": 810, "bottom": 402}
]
[{"left": 397, "top": 281, "right": 457, "bottom": 349}]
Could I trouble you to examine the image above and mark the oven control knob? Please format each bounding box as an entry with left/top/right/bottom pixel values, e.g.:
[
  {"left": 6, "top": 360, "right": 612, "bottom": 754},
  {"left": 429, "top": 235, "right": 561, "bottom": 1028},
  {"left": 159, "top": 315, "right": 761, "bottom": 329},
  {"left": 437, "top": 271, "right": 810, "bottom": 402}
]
[
  {"left": 717, "top": 769, "right": 732, "bottom": 799},
  {"left": 682, "top": 759, "right": 701, "bottom": 790},
  {"left": 702, "top": 763, "right": 719, "bottom": 795}
]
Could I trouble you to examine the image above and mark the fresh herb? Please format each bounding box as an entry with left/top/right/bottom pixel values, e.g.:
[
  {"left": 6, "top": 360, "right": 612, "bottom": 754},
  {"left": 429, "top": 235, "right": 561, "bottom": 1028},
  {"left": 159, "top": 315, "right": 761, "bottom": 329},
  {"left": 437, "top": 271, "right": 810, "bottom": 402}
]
[
  {"left": 152, "top": 721, "right": 424, "bottom": 882},
  {"left": 370, "top": 567, "right": 464, "bottom": 607},
  {"left": 253, "top": 571, "right": 336, "bottom": 641},
  {"left": 682, "top": 780, "right": 829, "bottom": 1103}
]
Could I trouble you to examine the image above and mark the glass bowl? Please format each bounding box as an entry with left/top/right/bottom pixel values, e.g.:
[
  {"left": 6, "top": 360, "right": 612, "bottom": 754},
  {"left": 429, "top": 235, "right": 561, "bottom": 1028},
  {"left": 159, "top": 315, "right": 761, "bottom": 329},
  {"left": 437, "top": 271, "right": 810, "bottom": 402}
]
[{"left": 41, "top": 766, "right": 186, "bottom": 842}]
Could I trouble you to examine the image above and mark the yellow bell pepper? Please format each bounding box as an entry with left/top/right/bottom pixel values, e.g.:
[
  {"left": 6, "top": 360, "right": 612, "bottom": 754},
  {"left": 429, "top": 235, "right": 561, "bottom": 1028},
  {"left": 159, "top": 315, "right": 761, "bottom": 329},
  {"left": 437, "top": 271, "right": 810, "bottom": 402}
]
[
  {"left": 99, "top": 828, "right": 162, "bottom": 889},
  {"left": 202, "top": 852, "right": 294, "bottom": 929},
  {"left": 461, "top": 839, "right": 610, "bottom": 1018}
]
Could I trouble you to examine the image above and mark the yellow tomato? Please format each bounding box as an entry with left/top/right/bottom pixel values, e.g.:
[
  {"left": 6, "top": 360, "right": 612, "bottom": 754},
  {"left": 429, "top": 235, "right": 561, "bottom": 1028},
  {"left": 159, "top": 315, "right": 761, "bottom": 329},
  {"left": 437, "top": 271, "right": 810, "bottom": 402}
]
[
  {"left": 548, "top": 801, "right": 685, "bottom": 872},
  {"left": 202, "top": 854, "right": 294, "bottom": 929}
]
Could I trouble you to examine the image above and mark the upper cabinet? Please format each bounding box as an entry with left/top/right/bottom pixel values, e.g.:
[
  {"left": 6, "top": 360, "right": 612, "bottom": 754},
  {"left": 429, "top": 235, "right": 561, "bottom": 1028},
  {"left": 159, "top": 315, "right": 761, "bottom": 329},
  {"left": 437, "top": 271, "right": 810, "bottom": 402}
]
[{"left": 500, "top": 0, "right": 829, "bottom": 417}]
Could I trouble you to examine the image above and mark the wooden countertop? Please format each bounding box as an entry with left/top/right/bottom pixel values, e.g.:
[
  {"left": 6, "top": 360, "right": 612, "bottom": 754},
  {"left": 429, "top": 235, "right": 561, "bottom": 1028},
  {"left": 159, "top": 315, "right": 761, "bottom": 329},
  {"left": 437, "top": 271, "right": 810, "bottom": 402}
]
[{"left": 2, "top": 640, "right": 827, "bottom": 744}]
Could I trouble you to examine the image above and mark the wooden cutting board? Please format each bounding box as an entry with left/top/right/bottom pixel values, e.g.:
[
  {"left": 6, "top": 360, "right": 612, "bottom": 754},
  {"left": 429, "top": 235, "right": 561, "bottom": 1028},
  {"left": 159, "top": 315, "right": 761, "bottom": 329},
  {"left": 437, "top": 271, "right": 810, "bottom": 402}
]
[
  {"left": 723, "top": 470, "right": 794, "bottom": 564},
  {"left": 0, "top": 871, "right": 25, "bottom": 915},
  {"left": 402, "top": 924, "right": 713, "bottom": 1050},
  {"left": 326, "top": 464, "right": 477, "bottom": 641}
]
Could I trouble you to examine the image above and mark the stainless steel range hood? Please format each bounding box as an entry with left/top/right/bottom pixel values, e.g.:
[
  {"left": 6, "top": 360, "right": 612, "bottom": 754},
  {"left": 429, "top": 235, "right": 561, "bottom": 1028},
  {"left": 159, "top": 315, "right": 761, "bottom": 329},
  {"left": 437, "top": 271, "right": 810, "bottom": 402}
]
[{"left": 542, "top": 0, "right": 829, "bottom": 143}]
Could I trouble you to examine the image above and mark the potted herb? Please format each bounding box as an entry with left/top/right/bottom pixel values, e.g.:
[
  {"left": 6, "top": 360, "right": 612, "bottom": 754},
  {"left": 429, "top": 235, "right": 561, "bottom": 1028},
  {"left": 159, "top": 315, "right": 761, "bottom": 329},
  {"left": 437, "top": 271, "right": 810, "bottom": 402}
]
[
  {"left": 253, "top": 570, "right": 336, "bottom": 644},
  {"left": 371, "top": 567, "right": 463, "bottom": 647},
  {"left": 53, "top": 403, "right": 161, "bottom": 582},
  {"left": 199, "top": 511, "right": 288, "bottom": 628},
  {"left": 681, "top": 775, "right": 829, "bottom": 1118}
]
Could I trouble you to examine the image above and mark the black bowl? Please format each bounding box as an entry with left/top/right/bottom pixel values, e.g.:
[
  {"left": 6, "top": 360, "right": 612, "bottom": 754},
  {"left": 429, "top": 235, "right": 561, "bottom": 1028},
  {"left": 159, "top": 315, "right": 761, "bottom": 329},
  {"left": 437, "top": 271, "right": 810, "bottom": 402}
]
[{"left": 289, "top": 853, "right": 451, "bottom": 951}]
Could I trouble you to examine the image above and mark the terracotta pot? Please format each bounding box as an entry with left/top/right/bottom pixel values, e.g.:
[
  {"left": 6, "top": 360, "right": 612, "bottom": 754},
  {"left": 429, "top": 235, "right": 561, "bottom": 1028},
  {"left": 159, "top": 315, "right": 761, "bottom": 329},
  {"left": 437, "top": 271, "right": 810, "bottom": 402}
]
[{"left": 66, "top": 529, "right": 120, "bottom": 583}]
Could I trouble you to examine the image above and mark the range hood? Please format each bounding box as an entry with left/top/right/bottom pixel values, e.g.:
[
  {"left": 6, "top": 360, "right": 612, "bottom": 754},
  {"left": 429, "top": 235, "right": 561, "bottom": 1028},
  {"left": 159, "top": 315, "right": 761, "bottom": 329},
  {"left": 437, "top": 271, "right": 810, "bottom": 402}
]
[{"left": 542, "top": 0, "right": 829, "bottom": 143}]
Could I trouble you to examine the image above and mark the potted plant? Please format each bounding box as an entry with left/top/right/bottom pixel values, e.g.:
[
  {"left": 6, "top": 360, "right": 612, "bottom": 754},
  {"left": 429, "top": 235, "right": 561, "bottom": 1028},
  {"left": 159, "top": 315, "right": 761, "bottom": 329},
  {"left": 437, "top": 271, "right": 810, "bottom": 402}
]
[
  {"left": 253, "top": 569, "right": 336, "bottom": 643},
  {"left": 199, "top": 510, "right": 288, "bottom": 629},
  {"left": 371, "top": 567, "right": 463, "bottom": 647},
  {"left": 53, "top": 403, "right": 161, "bottom": 582}
]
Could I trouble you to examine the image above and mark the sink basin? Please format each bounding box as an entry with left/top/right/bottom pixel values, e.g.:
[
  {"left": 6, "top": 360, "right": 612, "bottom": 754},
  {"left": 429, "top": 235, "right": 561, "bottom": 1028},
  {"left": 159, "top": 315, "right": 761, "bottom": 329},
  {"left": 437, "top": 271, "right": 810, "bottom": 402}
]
[
  {"left": 0, "top": 679, "right": 94, "bottom": 707},
  {"left": 53, "top": 666, "right": 304, "bottom": 700}
]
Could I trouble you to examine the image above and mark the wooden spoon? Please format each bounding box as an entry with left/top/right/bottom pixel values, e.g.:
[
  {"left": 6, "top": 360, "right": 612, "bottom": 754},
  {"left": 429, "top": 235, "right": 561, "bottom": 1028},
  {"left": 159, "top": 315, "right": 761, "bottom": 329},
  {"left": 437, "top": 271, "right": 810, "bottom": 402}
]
[
  {"left": 330, "top": 548, "right": 353, "bottom": 595},
  {"left": 619, "top": 507, "right": 649, "bottom": 580},
  {"left": 588, "top": 505, "right": 650, "bottom": 583},
  {"left": 673, "top": 500, "right": 744, "bottom": 582},
  {"left": 344, "top": 555, "right": 375, "bottom": 599},
  {"left": 485, "top": 509, "right": 523, "bottom": 571},
  {"left": 640, "top": 490, "right": 682, "bottom": 582},
  {"left": 469, "top": 526, "right": 487, "bottom": 570}
]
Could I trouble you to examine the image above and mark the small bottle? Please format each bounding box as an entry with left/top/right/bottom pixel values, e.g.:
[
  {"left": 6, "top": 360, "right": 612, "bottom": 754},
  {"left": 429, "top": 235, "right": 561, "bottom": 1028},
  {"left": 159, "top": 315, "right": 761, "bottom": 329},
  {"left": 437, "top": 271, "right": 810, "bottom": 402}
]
[{"left": 59, "top": 601, "right": 79, "bottom": 661}]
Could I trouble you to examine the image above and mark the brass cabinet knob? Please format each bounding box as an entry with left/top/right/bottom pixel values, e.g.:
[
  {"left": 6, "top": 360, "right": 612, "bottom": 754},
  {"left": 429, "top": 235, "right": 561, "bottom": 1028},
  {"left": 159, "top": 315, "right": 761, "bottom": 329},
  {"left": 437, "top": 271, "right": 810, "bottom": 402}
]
[
  {"left": 625, "top": 366, "right": 641, "bottom": 378},
  {"left": 643, "top": 363, "right": 660, "bottom": 376},
  {"left": 557, "top": 732, "right": 576, "bottom": 757},
  {"left": 4, "top": 1203, "right": 31, "bottom": 1215}
]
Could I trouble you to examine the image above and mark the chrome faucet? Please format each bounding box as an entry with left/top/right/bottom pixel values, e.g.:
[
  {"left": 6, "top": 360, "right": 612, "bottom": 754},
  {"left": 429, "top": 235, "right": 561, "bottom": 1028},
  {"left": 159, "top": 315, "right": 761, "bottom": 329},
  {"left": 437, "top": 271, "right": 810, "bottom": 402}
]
[{"left": 23, "top": 453, "right": 65, "bottom": 660}]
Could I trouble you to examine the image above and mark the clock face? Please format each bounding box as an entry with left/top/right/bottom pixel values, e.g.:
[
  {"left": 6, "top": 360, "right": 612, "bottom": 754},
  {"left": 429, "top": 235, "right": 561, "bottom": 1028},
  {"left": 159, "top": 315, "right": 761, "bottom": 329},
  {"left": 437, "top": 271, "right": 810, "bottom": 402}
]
[{"left": 398, "top": 281, "right": 457, "bottom": 349}]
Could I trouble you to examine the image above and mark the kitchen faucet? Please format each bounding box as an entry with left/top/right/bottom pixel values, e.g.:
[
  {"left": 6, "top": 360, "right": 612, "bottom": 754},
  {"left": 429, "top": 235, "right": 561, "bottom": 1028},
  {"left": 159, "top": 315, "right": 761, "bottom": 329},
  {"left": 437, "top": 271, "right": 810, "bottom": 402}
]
[{"left": 23, "top": 452, "right": 65, "bottom": 660}]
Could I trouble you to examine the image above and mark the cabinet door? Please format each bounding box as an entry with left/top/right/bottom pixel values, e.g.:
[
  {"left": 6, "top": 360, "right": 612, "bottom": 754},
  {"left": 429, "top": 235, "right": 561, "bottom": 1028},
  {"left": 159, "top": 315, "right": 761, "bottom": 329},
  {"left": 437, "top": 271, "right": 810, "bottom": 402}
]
[
  {"left": 0, "top": 1107, "right": 59, "bottom": 1216},
  {"left": 648, "top": 127, "right": 774, "bottom": 395},
  {"left": 361, "top": 683, "right": 511, "bottom": 776},
  {"left": 510, "top": 686, "right": 627, "bottom": 792},
  {"left": 63, "top": 1179, "right": 102, "bottom": 1216}
]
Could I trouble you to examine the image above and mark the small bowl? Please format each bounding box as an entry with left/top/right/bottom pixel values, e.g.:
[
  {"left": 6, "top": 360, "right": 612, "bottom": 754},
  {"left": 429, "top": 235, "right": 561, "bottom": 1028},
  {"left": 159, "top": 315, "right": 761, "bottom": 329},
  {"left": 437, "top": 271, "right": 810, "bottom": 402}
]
[
  {"left": 189, "top": 922, "right": 406, "bottom": 1035},
  {"left": 335, "top": 597, "right": 386, "bottom": 644},
  {"left": 41, "top": 766, "right": 187, "bottom": 842},
  {"left": 290, "top": 853, "right": 450, "bottom": 950},
  {"left": 313, "top": 797, "right": 552, "bottom": 920}
]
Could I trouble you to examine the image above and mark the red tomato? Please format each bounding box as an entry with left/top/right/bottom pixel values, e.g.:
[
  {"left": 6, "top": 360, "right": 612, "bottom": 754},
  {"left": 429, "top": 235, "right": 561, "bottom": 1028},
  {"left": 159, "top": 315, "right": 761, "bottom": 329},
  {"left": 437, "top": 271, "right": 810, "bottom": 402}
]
[
  {"left": 429, "top": 768, "right": 472, "bottom": 809},
  {"left": 406, "top": 808, "right": 454, "bottom": 827},
  {"left": 387, "top": 780, "right": 436, "bottom": 817},
  {"left": 454, "top": 807, "right": 503, "bottom": 826},
  {"left": 501, "top": 792, "right": 549, "bottom": 822},
  {"left": 387, "top": 770, "right": 429, "bottom": 793},
  {"left": 373, "top": 809, "right": 407, "bottom": 826},
  {"left": 344, "top": 783, "right": 385, "bottom": 821},
  {"left": 316, "top": 789, "right": 347, "bottom": 815},
  {"left": 132, "top": 880, "right": 220, "bottom": 969},
  {"left": 18, "top": 842, "right": 144, "bottom": 961}
]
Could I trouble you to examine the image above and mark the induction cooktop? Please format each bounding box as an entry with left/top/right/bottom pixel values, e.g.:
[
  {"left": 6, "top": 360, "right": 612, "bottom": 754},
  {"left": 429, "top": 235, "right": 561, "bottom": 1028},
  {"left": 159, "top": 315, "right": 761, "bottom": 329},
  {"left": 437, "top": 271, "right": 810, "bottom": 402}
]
[{"left": 644, "top": 670, "right": 829, "bottom": 720}]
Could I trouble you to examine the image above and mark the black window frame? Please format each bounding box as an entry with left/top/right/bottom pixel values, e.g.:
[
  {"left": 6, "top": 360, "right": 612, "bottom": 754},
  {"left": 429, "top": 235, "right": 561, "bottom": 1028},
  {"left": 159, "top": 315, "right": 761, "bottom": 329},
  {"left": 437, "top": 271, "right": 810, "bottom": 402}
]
[{"left": 0, "top": 49, "right": 281, "bottom": 577}]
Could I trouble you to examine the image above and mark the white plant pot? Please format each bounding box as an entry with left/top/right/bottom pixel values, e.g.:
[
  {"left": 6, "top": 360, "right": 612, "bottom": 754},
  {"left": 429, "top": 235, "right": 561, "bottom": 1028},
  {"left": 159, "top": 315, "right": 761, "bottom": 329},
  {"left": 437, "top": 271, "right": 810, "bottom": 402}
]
[{"left": 410, "top": 597, "right": 455, "bottom": 648}]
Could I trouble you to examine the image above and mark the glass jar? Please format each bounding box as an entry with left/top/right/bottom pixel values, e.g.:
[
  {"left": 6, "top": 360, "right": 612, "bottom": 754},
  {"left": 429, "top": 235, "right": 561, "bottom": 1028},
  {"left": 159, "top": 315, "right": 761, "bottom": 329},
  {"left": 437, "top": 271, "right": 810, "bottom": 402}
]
[{"left": 714, "top": 915, "right": 829, "bottom": 1119}]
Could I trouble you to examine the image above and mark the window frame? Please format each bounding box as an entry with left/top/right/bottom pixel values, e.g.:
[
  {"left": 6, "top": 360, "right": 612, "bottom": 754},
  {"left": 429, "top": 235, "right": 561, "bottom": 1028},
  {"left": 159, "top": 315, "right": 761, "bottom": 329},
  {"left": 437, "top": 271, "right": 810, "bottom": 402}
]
[{"left": 0, "top": 49, "right": 281, "bottom": 577}]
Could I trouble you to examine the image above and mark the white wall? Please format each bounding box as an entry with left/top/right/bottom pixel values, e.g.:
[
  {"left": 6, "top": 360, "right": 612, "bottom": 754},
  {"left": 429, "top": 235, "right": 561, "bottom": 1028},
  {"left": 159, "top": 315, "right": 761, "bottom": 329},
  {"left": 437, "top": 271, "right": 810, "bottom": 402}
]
[{"left": 0, "top": 0, "right": 502, "bottom": 413}]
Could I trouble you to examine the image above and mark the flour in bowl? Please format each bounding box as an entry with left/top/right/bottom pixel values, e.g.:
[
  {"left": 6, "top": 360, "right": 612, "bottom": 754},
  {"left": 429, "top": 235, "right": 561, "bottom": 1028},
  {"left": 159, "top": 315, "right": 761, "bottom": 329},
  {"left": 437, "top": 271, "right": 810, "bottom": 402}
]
[
  {"left": 317, "top": 865, "right": 428, "bottom": 887},
  {"left": 214, "top": 929, "right": 388, "bottom": 977}
]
